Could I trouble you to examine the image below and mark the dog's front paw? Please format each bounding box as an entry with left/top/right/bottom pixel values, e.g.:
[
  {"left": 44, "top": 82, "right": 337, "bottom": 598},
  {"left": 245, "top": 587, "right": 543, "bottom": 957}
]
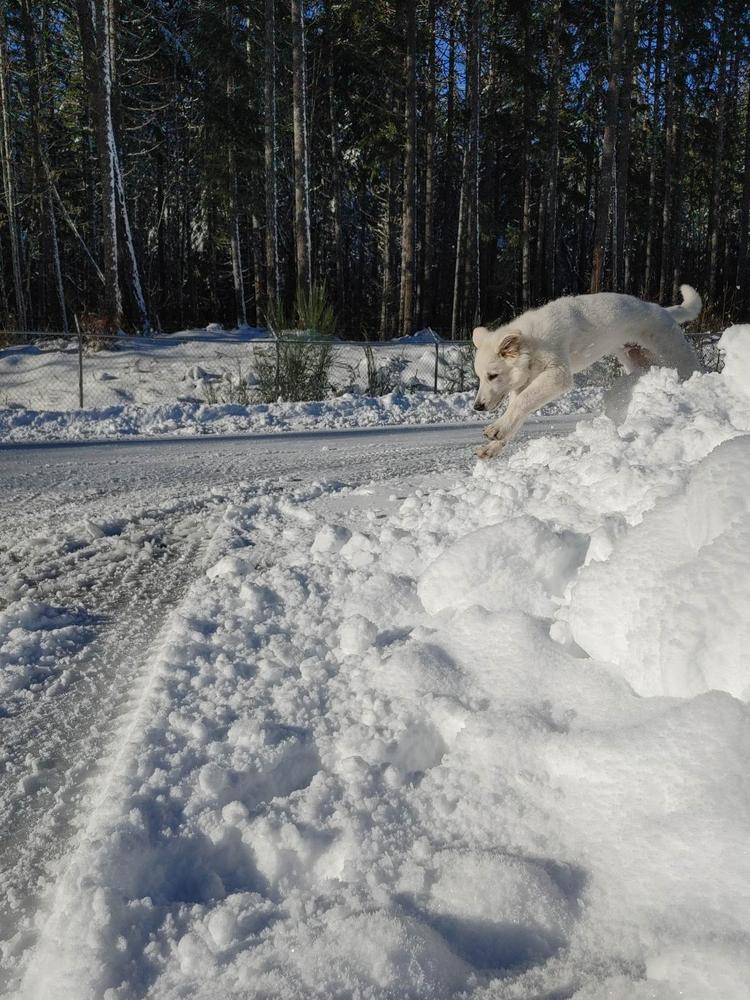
[
  {"left": 482, "top": 418, "right": 516, "bottom": 446},
  {"left": 475, "top": 439, "right": 505, "bottom": 460},
  {"left": 483, "top": 417, "right": 516, "bottom": 441}
]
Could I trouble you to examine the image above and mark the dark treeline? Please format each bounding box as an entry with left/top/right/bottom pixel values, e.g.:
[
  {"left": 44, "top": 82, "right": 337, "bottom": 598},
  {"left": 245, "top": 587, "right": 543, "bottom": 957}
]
[{"left": 1, "top": 0, "right": 749, "bottom": 338}]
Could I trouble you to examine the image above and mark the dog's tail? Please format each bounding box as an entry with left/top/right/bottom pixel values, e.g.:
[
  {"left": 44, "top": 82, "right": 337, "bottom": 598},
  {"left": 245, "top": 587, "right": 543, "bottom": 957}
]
[{"left": 666, "top": 284, "right": 702, "bottom": 324}]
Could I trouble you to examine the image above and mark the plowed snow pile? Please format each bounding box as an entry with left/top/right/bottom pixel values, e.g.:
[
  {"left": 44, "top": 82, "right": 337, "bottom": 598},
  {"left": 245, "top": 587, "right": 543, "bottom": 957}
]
[{"left": 8, "top": 326, "right": 750, "bottom": 999}]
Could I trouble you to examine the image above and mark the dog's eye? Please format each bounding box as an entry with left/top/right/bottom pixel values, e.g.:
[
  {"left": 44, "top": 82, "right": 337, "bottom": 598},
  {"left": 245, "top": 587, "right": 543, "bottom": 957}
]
[{"left": 487, "top": 374, "right": 499, "bottom": 381}]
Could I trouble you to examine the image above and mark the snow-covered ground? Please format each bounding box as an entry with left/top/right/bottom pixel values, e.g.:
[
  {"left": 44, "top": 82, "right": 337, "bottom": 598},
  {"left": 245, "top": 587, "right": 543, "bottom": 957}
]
[
  {"left": 0, "top": 385, "right": 603, "bottom": 442},
  {"left": 2, "top": 326, "right": 750, "bottom": 999},
  {"left": 0, "top": 330, "right": 471, "bottom": 414},
  {"left": 0, "top": 327, "right": 606, "bottom": 442}
]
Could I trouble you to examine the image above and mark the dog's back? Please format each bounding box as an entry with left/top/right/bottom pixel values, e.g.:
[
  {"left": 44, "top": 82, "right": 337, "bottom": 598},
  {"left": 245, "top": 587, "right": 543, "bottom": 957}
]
[{"left": 518, "top": 287, "right": 701, "bottom": 378}]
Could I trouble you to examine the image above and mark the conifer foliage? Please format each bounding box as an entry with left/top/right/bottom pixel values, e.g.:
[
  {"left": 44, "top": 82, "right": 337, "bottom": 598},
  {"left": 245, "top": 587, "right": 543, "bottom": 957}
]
[{"left": 0, "top": 1, "right": 748, "bottom": 336}]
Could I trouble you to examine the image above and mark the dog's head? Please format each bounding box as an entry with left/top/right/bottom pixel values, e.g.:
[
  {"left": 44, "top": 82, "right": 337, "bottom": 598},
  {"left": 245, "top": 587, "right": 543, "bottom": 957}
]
[{"left": 472, "top": 326, "right": 529, "bottom": 411}]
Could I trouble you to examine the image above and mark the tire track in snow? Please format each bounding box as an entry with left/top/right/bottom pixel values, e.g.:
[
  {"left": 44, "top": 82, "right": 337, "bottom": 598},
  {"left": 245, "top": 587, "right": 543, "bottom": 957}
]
[{"left": 0, "top": 503, "right": 217, "bottom": 993}]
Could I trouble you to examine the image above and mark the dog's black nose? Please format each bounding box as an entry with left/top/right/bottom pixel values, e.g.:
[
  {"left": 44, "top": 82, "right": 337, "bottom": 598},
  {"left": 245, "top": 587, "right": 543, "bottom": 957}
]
[{"left": 473, "top": 401, "right": 486, "bottom": 411}]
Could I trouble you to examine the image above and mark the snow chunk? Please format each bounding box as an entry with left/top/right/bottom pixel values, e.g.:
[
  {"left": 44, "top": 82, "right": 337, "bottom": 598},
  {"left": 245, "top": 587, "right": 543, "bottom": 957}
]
[
  {"left": 338, "top": 615, "right": 377, "bottom": 655},
  {"left": 418, "top": 516, "right": 587, "bottom": 617},
  {"left": 311, "top": 523, "right": 351, "bottom": 555}
]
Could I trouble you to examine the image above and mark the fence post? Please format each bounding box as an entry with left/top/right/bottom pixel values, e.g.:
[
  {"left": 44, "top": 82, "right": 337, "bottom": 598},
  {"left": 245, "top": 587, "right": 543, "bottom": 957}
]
[
  {"left": 74, "top": 314, "right": 84, "bottom": 408},
  {"left": 433, "top": 341, "right": 439, "bottom": 394}
]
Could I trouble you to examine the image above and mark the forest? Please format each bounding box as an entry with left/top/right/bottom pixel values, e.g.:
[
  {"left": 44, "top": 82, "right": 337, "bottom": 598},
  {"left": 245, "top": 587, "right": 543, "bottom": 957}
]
[{"left": 0, "top": 0, "right": 749, "bottom": 339}]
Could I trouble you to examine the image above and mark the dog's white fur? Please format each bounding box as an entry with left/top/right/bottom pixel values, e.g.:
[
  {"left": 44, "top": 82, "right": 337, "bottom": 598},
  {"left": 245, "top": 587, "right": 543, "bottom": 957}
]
[{"left": 472, "top": 285, "right": 702, "bottom": 458}]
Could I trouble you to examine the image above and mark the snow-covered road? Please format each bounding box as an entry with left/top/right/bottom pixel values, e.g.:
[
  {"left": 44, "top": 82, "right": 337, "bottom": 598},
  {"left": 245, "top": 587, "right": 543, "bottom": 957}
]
[{"left": 1, "top": 418, "right": 574, "bottom": 996}]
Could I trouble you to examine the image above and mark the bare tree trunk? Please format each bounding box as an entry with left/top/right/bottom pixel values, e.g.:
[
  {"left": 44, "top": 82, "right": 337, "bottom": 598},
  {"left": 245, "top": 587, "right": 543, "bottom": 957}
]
[
  {"left": 521, "top": 8, "right": 531, "bottom": 309},
  {"left": 440, "top": 10, "right": 457, "bottom": 326},
  {"left": 420, "top": 0, "right": 436, "bottom": 327},
  {"left": 291, "top": 0, "right": 312, "bottom": 298},
  {"left": 20, "top": 0, "right": 59, "bottom": 329},
  {"left": 591, "top": 0, "right": 625, "bottom": 293},
  {"left": 466, "top": 0, "right": 481, "bottom": 327},
  {"left": 615, "top": 0, "right": 636, "bottom": 293},
  {"left": 577, "top": 125, "right": 595, "bottom": 291},
  {"left": 736, "top": 79, "right": 750, "bottom": 311},
  {"left": 0, "top": 25, "right": 27, "bottom": 328},
  {"left": 264, "top": 0, "right": 279, "bottom": 307},
  {"left": 228, "top": 154, "right": 247, "bottom": 327},
  {"left": 251, "top": 212, "right": 264, "bottom": 325},
  {"left": 226, "top": 5, "right": 246, "bottom": 328},
  {"left": 114, "top": 150, "right": 149, "bottom": 330},
  {"left": 543, "top": 0, "right": 562, "bottom": 299},
  {"left": 399, "top": 0, "right": 417, "bottom": 338},
  {"left": 534, "top": 160, "right": 547, "bottom": 300},
  {"left": 380, "top": 158, "right": 397, "bottom": 340},
  {"left": 659, "top": 19, "right": 677, "bottom": 303},
  {"left": 446, "top": 13, "right": 456, "bottom": 172},
  {"left": 521, "top": 174, "right": 531, "bottom": 309},
  {"left": 671, "top": 73, "right": 687, "bottom": 303},
  {"left": 327, "top": 5, "right": 345, "bottom": 319},
  {"left": 708, "top": 10, "right": 728, "bottom": 305},
  {"left": 451, "top": 145, "right": 469, "bottom": 339},
  {"left": 76, "top": 0, "right": 121, "bottom": 322},
  {"left": 644, "top": 0, "right": 665, "bottom": 297}
]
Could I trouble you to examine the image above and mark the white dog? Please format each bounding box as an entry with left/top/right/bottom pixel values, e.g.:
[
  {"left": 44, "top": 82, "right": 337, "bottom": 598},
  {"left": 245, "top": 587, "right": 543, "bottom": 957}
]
[{"left": 472, "top": 284, "right": 702, "bottom": 458}]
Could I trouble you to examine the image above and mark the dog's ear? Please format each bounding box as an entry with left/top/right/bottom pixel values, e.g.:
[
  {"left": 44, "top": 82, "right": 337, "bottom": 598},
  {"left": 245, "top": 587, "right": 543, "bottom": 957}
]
[
  {"left": 497, "top": 331, "right": 522, "bottom": 358},
  {"left": 472, "top": 325, "right": 488, "bottom": 348}
]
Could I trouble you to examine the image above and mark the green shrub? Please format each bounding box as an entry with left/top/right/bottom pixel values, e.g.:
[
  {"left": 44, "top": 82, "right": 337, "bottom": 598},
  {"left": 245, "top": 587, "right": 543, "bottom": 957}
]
[
  {"left": 257, "top": 284, "right": 336, "bottom": 402},
  {"left": 253, "top": 338, "right": 335, "bottom": 403}
]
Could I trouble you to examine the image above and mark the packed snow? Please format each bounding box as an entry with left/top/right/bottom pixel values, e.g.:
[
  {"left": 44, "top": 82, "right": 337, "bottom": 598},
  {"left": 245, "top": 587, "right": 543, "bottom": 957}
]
[{"left": 2, "top": 325, "right": 750, "bottom": 999}]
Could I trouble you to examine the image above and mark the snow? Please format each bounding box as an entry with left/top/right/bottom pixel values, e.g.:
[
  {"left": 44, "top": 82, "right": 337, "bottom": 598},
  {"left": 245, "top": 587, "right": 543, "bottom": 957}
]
[
  {"left": 0, "top": 385, "right": 603, "bottom": 442},
  {"left": 718, "top": 323, "right": 750, "bottom": 385},
  {"left": 0, "top": 602, "right": 95, "bottom": 700},
  {"left": 3, "top": 327, "right": 750, "bottom": 998},
  {"left": 0, "top": 328, "right": 609, "bottom": 442}
]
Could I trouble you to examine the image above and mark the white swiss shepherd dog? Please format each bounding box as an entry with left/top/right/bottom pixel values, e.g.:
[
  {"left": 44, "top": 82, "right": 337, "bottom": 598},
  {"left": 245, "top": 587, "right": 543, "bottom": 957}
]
[{"left": 472, "top": 284, "right": 702, "bottom": 459}]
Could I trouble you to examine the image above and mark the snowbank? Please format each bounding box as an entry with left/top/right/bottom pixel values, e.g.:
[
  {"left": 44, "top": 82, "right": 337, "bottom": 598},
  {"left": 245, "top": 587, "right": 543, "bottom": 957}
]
[
  {"left": 0, "top": 385, "right": 603, "bottom": 443},
  {"left": 9, "top": 328, "right": 750, "bottom": 998}
]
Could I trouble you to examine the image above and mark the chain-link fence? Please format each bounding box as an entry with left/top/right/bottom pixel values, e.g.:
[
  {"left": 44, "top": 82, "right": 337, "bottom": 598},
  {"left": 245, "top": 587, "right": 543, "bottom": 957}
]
[
  {"left": 0, "top": 329, "right": 723, "bottom": 413},
  {"left": 0, "top": 331, "right": 478, "bottom": 412}
]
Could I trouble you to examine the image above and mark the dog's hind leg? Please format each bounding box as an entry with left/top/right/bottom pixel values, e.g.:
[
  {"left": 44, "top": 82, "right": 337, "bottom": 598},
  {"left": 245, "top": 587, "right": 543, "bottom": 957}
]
[
  {"left": 631, "top": 320, "right": 702, "bottom": 378},
  {"left": 616, "top": 344, "right": 654, "bottom": 375}
]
